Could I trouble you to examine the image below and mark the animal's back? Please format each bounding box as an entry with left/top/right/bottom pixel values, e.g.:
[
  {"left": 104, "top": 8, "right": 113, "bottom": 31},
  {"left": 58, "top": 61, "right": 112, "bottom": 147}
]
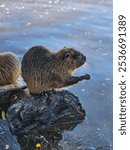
[
  {"left": 22, "top": 46, "right": 51, "bottom": 70},
  {"left": 21, "top": 46, "right": 52, "bottom": 93},
  {"left": 0, "top": 52, "right": 20, "bottom": 85}
]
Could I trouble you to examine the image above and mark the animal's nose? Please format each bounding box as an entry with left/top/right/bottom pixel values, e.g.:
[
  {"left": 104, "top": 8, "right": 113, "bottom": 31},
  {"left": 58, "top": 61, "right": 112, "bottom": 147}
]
[
  {"left": 79, "top": 54, "right": 86, "bottom": 62},
  {"left": 83, "top": 55, "right": 86, "bottom": 61}
]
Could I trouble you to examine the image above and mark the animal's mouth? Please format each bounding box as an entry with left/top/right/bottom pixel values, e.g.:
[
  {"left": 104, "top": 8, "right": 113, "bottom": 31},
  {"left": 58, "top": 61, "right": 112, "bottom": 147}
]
[{"left": 80, "top": 62, "right": 88, "bottom": 70}]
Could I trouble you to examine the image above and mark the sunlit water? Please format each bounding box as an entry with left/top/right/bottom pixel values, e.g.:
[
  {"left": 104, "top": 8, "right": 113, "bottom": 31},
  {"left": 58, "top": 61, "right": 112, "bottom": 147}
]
[{"left": 0, "top": 0, "right": 112, "bottom": 149}]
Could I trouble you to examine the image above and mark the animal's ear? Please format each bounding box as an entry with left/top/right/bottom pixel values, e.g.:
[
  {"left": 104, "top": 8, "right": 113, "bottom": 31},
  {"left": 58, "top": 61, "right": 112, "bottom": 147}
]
[
  {"left": 65, "top": 52, "right": 71, "bottom": 58},
  {"left": 62, "top": 52, "right": 71, "bottom": 60}
]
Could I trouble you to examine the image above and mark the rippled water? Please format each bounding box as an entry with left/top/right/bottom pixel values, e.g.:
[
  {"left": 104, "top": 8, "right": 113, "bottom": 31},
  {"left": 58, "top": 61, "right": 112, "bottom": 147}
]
[{"left": 0, "top": 0, "right": 112, "bottom": 149}]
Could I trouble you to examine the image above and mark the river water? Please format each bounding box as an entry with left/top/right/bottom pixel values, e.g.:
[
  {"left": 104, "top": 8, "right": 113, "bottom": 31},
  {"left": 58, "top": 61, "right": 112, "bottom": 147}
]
[{"left": 0, "top": 0, "right": 112, "bottom": 149}]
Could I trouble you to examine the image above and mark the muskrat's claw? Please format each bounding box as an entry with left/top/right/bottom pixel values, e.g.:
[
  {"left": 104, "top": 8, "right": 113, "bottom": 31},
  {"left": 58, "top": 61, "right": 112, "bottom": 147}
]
[{"left": 84, "top": 74, "right": 91, "bottom": 80}]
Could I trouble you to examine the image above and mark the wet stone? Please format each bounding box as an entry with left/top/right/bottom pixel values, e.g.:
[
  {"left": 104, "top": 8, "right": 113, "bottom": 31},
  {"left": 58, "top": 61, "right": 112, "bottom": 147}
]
[
  {"left": 5, "top": 89, "right": 85, "bottom": 150},
  {"left": 0, "top": 77, "right": 26, "bottom": 113}
]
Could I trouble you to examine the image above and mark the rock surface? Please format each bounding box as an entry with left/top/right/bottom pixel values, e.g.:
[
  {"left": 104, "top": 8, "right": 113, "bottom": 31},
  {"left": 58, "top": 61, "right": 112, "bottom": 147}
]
[
  {"left": 7, "top": 90, "right": 85, "bottom": 150},
  {"left": 0, "top": 79, "right": 86, "bottom": 150},
  {"left": 0, "top": 77, "right": 26, "bottom": 113}
]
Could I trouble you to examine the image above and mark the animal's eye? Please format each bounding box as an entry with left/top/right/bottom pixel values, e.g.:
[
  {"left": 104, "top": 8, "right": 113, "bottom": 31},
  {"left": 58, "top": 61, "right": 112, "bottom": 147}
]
[{"left": 65, "top": 53, "right": 71, "bottom": 58}]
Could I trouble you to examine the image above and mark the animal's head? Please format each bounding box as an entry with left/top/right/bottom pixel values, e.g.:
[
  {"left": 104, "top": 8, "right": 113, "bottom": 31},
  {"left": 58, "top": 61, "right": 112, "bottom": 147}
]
[{"left": 56, "top": 47, "right": 86, "bottom": 73}]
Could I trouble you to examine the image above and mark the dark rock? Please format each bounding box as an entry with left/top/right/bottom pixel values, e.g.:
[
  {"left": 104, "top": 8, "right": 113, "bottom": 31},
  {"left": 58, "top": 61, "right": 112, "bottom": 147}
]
[
  {"left": 0, "top": 77, "right": 26, "bottom": 114},
  {"left": 0, "top": 78, "right": 86, "bottom": 150},
  {"left": 0, "top": 119, "right": 21, "bottom": 150},
  {"left": 7, "top": 90, "right": 86, "bottom": 150}
]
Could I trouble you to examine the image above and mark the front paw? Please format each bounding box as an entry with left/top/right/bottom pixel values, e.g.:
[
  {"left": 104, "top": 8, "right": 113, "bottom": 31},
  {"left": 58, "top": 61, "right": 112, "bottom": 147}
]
[{"left": 84, "top": 74, "right": 91, "bottom": 80}]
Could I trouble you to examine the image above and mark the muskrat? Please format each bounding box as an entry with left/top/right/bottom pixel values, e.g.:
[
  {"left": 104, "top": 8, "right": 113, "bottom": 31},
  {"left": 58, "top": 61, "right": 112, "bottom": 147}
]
[
  {"left": 21, "top": 46, "right": 91, "bottom": 94},
  {"left": 0, "top": 52, "right": 20, "bottom": 85}
]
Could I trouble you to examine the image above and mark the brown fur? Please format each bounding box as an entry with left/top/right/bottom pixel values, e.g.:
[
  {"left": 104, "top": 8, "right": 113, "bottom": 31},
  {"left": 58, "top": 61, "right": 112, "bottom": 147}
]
[
  {"left": 0, "top": 52, "right": 20, "bottom": 85},
  {"left": 22, "top": 46, "right": 90, "bottom": 94}
]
